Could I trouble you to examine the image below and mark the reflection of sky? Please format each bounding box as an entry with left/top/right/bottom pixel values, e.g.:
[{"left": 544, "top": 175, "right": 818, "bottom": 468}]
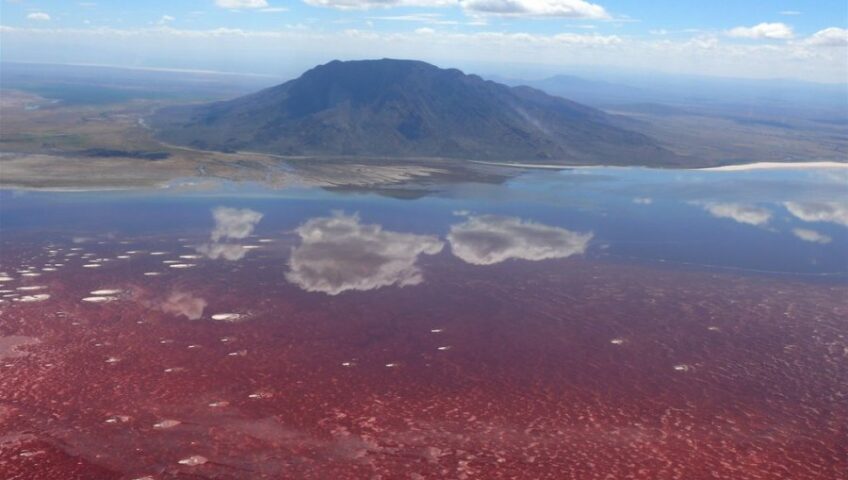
[
  {"left": 1, "top": 167, "right": 845, "bottom": 276},
  {"left": 285, "top": 212, "right": 443, "bottom": 295}
]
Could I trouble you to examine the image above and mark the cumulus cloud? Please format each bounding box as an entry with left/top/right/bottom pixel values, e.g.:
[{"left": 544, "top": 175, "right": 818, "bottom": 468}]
[
  {"left": 211, "top": 207, "right": 263, "bottom": 241},
  {"left": 699, "top": 202, "right": 772, "bottom": 226},
  {"left": 803, "top": 27, "right": 848, "bottom": 47},
  {"left": 460, "top": 0, "right": 609, "bottom": 18},
  {"left": 160, "top": 292, "right": 207, "bottom": 320},
  {"left": 158, "top": 15, "right": 175, "bottom": 25},
  {"left": 784, "top": 201, "right": 848, "bottom": 227},
  {"left": 447, "top": 215, "right": 592, "bottom": 265},
  {"left": 26, "top": 12, "right": 51, "bottom": 21},
  {"left": 792, "top": 228, "right": 832, "bottom": 244},
  {"left": 285, "top": 212, "right": 444, "bottom": 295},
  {"left": 633, "top": 197, "right": 653, "bottom": 205},
  {"left": 727, "top": 22, "right": 794, "bottom": 40},
  {"left": 215, "top": 0, "right": 269, "bottom": 8}
]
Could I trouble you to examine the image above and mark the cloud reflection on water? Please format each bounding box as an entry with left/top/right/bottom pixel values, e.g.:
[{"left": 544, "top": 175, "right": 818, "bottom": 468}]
[
  {"left": 448, "top": 215, "right": 592, "bottom": 265},
  {"left": 196, "top": 207, "right": 263, "bottom": 261},
  {"left": 160, "top": 291, "right": 207, "bottom": 320},
  {"left": 784, "top": 201, "right": 848, "bottom": 227},
  {"left": 285, "top": 212, "right": 444, "bottom": 295},
  {"left": 699, "top": 202, "right": 772, "bottom": 226}
]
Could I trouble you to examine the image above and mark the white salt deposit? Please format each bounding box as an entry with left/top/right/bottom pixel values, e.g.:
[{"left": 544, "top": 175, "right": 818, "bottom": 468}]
[{"left": 15, "top": 294, "right": 50, "bottom": 302}]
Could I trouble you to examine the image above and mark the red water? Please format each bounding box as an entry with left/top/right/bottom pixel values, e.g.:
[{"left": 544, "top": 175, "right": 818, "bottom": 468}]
[{"left": 1, "top": 236, "right": 846, "bottom": 479}]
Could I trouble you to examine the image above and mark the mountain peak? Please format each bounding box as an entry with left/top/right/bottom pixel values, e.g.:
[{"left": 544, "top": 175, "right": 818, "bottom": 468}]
[{"left": 150, "top": 59, "right": 684, "bottom": 166}]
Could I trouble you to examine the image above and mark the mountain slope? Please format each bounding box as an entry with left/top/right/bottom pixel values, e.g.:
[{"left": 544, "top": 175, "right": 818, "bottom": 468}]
[{"left": 150, "top": 59, "right": 686, "bottom": 166}]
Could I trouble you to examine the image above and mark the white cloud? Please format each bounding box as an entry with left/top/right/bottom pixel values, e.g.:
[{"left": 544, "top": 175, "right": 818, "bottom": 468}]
[
  {"left": 215, "top": 0, "right": 269, "bottom": 8},
  {"left": 160, "top": 292, "right": 207, "bottom": 320},
  {"left": 158, "top": 15, "right": 175, "bottom": 25},
  {"left": 211, "top": 207, "right": 263, "bottom": 241},
  {"left": 792, "top": 228, "right": 831, "bottom": 244},
  {"left": 460, "top": 0, "right": 609, "bottom": 18},
  {"left": 448, "top": 215, "right": 592, "bottom": 265},
  {"left": 727, "top": 22, "right": 794, "bottom": 40},
  {"left": 26, "top": 12, "right": 51, "bottom": 21},
  {"left": 633, "top": 197, "right": 653, "bottom": 205},
  {"left": 700, "top": 203, "right": 772, "bottom": 226},
  {"left": 803, "top": 27, "right": 848, "bottom": 47},
  {"left": 1, "top": 24, "right": 844, "bottom": 83},
  {"left": 305, "top": 0, "right": 453, "bottom": 9},
  {"left": 285, "top": 212, "right": 444, "bottom": 295},
  {"left": 784, "top": 201, "right": 848, "bottom": 227},
  {"left": 778, "top": 10, "right": 801, "bottom": 16}
]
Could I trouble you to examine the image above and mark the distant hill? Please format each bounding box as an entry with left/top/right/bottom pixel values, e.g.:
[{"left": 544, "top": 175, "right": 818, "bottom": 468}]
[{"left": 150, "top": 59, "right": 686, "bottom": 166}]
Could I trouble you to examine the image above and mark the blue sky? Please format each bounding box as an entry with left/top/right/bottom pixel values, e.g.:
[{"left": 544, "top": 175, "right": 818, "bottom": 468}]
[{"left": 1, "top": 0, "right": 846, "bottom": 82}]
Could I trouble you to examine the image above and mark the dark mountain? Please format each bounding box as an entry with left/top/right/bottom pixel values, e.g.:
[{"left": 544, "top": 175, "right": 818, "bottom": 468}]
[{"left": 150, "top": 59, "right": 686, "bottom": 166}]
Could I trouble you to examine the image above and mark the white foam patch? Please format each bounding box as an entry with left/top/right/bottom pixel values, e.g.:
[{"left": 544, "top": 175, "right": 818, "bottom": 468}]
[
  {"left": 82, "top": 296, "right": 118, "bottom": 303},
  {"left": 143, "top": 272, "right": 162, "bottom": 276},
  {"left": 210, "top": 313, "right": 243, "bottom": 322},
  {"left": 82, "top": 264, "right": 102, "bottom": 268},
  {"left": 179, "top": 254, "right": 201, "bottom": 259},
  {"left": 153, "top": 419, "right": 181, "bottom": 429},
  {"left": 150, "top": 251, "right": 168, "bottom": 256},
  {"left": 41, "top": 267, "right": 57, "bottom": 272},
  {"left": 15, "top": 294, "right": 50, "bottom": 302},
  {"left": 178, "top": 455, "right": 208, "bottom": 466},
  {"left": 91, "top": 289, "right": 122, "bottom": 295},
  {"left": 169, "top": 263, "right": 195, "bottom": 269},
  {"left": 21, "top": 272, "right": 41, "bottom": 277},
  {"left": 17, "top": 285, "right": 47, "bottom": 291},
  {"left": 0, "top": 276, "right": 12, "bottom": 282}
]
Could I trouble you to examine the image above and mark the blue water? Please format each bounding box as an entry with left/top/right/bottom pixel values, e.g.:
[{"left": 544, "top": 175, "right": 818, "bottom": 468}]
[{"left": 1, "top": 167, "right": 846, "bottom": 278}]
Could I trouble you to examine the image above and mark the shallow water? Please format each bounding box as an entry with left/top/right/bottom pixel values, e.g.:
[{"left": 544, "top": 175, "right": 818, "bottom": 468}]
[{"left": 1, "top": 167, "right": 846, "bottom": 479}]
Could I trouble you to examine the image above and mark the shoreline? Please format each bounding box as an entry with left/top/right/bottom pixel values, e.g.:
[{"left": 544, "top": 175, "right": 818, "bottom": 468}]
[{"left": 696, "top": 161, "right": 848, "bottom": 172}]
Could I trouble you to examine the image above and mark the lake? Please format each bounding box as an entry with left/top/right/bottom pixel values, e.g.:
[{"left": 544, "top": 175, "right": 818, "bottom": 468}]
[{"left": 1, "top": 166, "right": 846, "bottom": 479}]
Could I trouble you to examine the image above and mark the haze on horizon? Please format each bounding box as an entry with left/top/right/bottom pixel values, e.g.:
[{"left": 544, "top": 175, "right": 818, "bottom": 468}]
[{"left": 1, "top": 0, "right": 846, "bottom": 84}]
